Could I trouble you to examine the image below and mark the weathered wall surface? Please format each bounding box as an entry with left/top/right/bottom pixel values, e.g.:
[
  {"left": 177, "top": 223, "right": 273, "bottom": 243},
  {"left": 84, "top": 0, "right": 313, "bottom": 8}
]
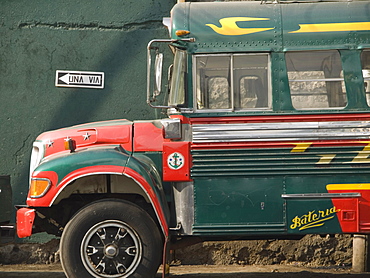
[{"left": 0, "top": 0, "right": 175, "bottom": 217}]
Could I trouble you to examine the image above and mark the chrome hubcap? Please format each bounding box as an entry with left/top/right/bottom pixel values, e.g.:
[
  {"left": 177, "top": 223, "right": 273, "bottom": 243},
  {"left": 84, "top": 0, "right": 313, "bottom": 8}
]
[
  {"left": 104, "top": 244, "right": 118, "bottom": 258},
  {"left": 81, "top": 220, "right": 142, "bottom": 277}
]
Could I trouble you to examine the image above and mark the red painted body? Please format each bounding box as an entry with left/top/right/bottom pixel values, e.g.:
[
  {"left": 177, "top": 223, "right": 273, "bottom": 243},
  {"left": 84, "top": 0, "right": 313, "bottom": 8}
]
[
  {"left": 328, "top": 186, "right": 370, "bottom": 233},
  {"left": 133, "top": 121, "right": 165, "bottom": 152},
  {"left": 163, "top": 141, "right": 191, "bottom": 182},
  {"left": 16, "top": 208, "right": 35, "bottom": 238},
  {"left": 38, "top": 120, "right": 133, "bottom": 157}
]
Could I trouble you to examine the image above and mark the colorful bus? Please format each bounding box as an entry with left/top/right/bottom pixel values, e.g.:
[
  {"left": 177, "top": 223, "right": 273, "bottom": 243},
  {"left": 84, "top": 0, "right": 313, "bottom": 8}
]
[{"left": 17, "top": 1, "right": 370, "bottom": 277}]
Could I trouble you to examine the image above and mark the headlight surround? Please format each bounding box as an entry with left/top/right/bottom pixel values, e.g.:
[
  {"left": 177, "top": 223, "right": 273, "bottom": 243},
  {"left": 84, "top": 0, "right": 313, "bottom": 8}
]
[
  {"left": 29, "top": 141, "right": 45, "bottom": 178},
  {"left": 29, "top": 178, "right": 51, "bottom": 198}
]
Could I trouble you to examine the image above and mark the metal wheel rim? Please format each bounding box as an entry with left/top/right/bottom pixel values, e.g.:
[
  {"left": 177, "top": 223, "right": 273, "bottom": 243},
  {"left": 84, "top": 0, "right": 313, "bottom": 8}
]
[{"left": 80, "top": 220, "right": 142, "bottom": 278}]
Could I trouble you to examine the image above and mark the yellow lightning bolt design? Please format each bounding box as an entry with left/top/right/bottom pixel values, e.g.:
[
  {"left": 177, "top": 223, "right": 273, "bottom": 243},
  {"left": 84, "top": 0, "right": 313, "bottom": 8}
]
[{"left": 206, "top": 17, "right": 274, "bottom": 36}]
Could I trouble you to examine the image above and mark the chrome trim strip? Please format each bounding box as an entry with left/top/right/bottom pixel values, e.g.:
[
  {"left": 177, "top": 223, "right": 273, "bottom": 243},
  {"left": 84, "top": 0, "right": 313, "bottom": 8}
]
[
  {"left": 281, "top": 193, "right": 361, "bottom": 199},
  {"left": 29, "top": 141, "right": 46, "bottom": 181},
  {"left": 50, "top": 171, "right": 124, "bottom": 205},
  {"left": 192, "top": 223, "right": 286, "bottom": 234},
  {"left": 192, "top": 120, "right": 370, "bottom": 143},
  {"left": 289, "top": 77, "right": 344, "bottom": 82}
]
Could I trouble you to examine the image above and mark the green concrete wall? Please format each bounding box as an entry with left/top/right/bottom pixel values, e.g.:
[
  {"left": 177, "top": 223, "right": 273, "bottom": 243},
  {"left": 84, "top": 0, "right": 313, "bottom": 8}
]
[{"left": 0, "top": 0, "right": 176, "bottom": 217}]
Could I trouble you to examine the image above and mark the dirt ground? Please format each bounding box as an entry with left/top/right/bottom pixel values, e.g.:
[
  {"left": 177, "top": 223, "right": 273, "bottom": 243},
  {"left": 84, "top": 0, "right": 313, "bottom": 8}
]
[
  {"left": 173, "top": 234, "right": 353, "bottom": 267},
  {"left": 0, "top": 264, "right": 369, "bottom": 278},
  {"left": 0, "top": 235, "right": 353, "bottom": 266},
  {"left": 0, "top": 234, "right": 366, "bottom": 277}
]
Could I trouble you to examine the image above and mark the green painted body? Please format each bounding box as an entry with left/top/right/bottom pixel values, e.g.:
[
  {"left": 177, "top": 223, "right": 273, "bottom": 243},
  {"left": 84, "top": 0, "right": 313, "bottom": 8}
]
[
  {"left": 190, "top": 145, "right": 369, "bottom": 235},
  {"left": 170, "top": 1, "right": 370, "bottom": 113},
  {"left": 163, "top": 1, "right": 370, "bottom": 236},
  {"left": 36, "top": 146, "right": 129, "bottom": 178},
  {"left": 172, "top": 1, "right": 370, "bottom": 52}
]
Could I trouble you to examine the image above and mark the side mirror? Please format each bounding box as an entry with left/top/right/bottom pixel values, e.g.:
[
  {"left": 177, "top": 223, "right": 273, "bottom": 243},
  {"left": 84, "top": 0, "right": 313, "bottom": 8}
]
[
  {"left": 167, "top": 64, "right": 173, "bottom": 92},
  {"left": 154, "top": 53, "right": 163, "bottom": 97},
  {"left": 147, "top": 38, "right": 195, "bottom": 109}
]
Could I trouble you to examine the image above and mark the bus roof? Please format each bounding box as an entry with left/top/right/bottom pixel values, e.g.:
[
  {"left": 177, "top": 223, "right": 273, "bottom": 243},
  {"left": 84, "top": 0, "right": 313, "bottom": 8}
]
[{"left": 170, "top": 1, "right": 370, "bottom": 53}]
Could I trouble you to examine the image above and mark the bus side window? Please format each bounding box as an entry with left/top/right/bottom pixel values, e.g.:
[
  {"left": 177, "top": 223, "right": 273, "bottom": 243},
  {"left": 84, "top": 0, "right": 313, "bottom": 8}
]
[
  {"left": 233, "top": 54, "right": 269, "bottom": 110},
  {"left": 195, "top": 53, "right": 270, "bottom": 111},
  {"left": 361, "top": 50, "right": 370, "bottom": 106},
  {"left": 196, "top": 55, "right": 231, "bottom": 110},
  {"left": 286, "top": 50, "right": 347, "bottom": 110}
]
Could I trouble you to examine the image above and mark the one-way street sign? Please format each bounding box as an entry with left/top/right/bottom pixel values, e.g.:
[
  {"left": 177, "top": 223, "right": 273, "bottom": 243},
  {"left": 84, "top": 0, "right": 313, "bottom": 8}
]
[{"left": 55, "top": 70, "right": 105, "bottom": 89}]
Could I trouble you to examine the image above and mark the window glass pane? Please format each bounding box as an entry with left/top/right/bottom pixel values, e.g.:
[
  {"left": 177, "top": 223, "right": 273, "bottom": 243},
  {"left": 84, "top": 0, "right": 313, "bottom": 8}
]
[
  {"left": 196, "top": 55, "right": 231, "bottom": 110},
  {"left": 361, "top": 50, "right": 370, "bottom": 106},
  {"left": 195, "top": 54, "right": 270, "bottom": 111},
  {"left": 207, "top": 77, "right": 230, "bottom": 109},
  {"left": 169, "top": 50, "right": 186, "bottom": 106},
  {"left": 286, "top": 51, "right": 347, "bottom": 109},
  {"left": 234, "top": 54, "right": 269, "bottom": 109}
]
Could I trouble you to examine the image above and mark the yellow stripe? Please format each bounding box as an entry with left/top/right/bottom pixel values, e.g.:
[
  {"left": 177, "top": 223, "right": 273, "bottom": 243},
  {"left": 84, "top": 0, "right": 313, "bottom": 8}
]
[
  {"left": 290, "top": 143, "right": 312, "bottom": 152},
  {"left": 316, "top": 154, "right": 336, "bottom": 165},
  {"left": 326, "top": 183, "right": 370, "bottom": 191},
  {"left": 290, "top": 22, "right": 370, "bottom": 33}
]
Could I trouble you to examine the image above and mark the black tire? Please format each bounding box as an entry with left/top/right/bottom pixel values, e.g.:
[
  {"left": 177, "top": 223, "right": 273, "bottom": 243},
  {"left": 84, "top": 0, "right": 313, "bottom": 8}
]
[{"left": 60, "top": 199, "right": 163, "bottom": 278}]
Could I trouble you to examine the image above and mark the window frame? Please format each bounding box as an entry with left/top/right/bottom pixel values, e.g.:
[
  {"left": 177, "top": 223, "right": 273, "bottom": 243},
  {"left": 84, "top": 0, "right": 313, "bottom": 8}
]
[
  {"left": 285, "top": 50, "right": 347, "bottom": 110},
  {"left": 193, "top": 53, "right": 272, "bottom": 113},
  {"left": 361, "top": 49, "right": 370, "bottom": 107}
]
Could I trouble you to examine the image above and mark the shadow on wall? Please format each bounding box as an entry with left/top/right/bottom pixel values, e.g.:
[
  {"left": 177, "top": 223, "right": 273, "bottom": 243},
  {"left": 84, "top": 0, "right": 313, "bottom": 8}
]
[{"left": 48, "top": 26, "right": 165, "bottom": 130}]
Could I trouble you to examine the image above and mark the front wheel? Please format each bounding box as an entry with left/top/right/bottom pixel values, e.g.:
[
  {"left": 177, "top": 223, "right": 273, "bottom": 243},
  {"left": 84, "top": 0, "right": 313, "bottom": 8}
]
[{"left": 60, "top": 199, "right": 163, "bottom": 278}]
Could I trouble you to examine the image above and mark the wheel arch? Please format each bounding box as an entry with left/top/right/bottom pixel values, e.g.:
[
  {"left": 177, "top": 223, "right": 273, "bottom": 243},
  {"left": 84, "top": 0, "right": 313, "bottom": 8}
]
[
  {"left": 30, "top": 147, "right": 170, "bottom": 237},
  {"left": 50, "top": 170, "right": 169, "bottom": 237},
  {"left": 52, "top": 173, "right": 152, "bottom": 204}
]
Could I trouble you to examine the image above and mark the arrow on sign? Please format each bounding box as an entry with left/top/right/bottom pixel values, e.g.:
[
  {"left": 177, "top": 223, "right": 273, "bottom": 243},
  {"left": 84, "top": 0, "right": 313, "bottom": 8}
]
[
  {"left": 55, "top": 71, "right": 104, "bottom": 89},
  {"left": 58, "top": 73, "right": 102, "bottom": 85}
]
